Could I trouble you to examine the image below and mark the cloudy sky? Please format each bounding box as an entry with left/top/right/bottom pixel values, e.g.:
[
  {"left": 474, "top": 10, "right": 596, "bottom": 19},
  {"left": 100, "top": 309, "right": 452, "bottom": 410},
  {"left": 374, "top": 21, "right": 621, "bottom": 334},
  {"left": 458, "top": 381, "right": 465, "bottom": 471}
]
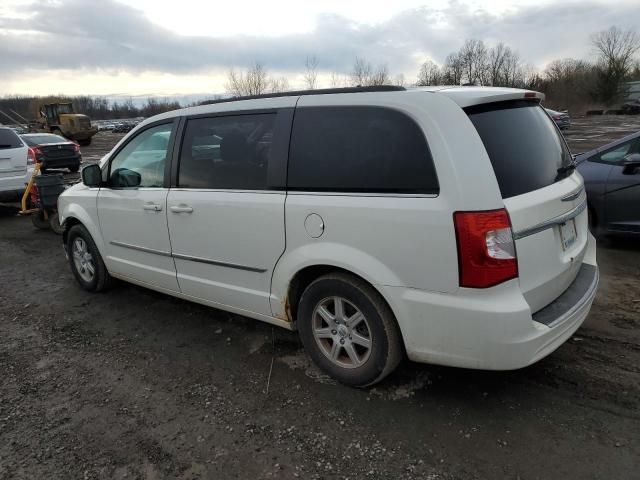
[{"left": 0, "top": 0, "right": 638, "bottom": 97}]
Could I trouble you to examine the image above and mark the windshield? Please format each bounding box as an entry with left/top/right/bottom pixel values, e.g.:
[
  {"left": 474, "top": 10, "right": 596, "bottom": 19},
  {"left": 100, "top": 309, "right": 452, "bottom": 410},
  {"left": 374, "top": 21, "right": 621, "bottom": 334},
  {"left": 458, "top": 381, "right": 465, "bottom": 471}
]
[{"left": 466, "top": 101, "right": 573, "bottom": 199}]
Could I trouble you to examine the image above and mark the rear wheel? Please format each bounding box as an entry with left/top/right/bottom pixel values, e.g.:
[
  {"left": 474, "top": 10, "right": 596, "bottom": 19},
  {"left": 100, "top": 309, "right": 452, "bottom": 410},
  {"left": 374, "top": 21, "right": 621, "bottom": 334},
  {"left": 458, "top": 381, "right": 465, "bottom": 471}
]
[
  {"left": 52, "top": 128, "right": 65, "bottom": 139},
  {"left": 67, "top": 224, "right": 114, "bottom": 292},
  {"left": 297, "top": 273, "right": 403, "bottom": 387}
]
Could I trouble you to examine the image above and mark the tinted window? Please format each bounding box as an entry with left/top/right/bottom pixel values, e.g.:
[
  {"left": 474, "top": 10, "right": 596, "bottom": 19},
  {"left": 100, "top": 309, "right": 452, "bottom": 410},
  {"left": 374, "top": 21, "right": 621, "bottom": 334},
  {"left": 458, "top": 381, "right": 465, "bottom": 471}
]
[
  {"left": 22, "top": 134, "right": 66, "bottom": 145},
  {"left": 109, "top": 123, "right": 173, "bottom": 188},
  {"left": 0, "top": 129, "right": 22, "bottom": 149},
  {"left": 178, "top": 114, "right": 275, "bottom": 190},
  {"left": 288, "top": 107, "right": 438, "bottom": 194},
  {"left": 467, "top": 101, "right": 573, "bottom": 199}
]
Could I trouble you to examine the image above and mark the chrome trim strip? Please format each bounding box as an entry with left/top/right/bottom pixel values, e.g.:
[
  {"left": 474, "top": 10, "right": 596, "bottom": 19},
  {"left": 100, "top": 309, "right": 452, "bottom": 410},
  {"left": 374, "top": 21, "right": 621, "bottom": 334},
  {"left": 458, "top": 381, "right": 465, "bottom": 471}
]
[
  {"left": 546, "top": 267, "right": 599, "bottom": 328},
  {"left": 172, "top": 253, "right": 267, "bottom": 273},
  {"left": 287, "top": 191, "right": 438, "bottom": 198},
  {"left": 561, "top": 186, "right": 584, "bottom": 202},
  {"left": 513, "top": 200, "right": 587, "bottom": 240},
  {"left": 109, "top": 240, "right": 172, "bottom": 257}
]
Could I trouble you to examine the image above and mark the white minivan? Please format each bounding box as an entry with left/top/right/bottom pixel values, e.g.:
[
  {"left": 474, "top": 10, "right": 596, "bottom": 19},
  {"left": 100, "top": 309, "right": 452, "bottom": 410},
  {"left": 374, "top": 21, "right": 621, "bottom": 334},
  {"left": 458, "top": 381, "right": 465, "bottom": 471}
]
[
  {"left": 0, "top": 126, "right": 30, "bottom": 201},
  {"left": 58, "top": 86, "right": 598, "bottom": 386}
]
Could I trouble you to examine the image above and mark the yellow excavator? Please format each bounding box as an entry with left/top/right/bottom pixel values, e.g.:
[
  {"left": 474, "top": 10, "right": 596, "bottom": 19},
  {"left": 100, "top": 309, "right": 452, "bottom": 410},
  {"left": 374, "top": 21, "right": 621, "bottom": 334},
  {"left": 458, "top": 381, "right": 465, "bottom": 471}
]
[{"left": 30, "top": 103, "right": 98, "bottom": 146}]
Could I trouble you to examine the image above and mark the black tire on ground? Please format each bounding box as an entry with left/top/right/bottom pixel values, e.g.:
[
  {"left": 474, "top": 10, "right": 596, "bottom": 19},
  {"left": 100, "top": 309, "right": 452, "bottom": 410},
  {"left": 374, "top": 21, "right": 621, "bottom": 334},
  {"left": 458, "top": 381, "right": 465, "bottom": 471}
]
[
  {"left": 69, "top": 166, "right": 80, "bottom": 173},
  {"left": 297, "top": 272, "right": 403, "bottom": 387},
  {"left": 31, "top": 211, "right": 50, "bottom": 230},
  {"left": 66, "top": 224, "right": 115, "bottom": 292},
  {"left": 48, "top": 212, "right": 64, "bottom": 235},
  {"left": 78, "top": 139, "right": 91, "bottom": 147}
]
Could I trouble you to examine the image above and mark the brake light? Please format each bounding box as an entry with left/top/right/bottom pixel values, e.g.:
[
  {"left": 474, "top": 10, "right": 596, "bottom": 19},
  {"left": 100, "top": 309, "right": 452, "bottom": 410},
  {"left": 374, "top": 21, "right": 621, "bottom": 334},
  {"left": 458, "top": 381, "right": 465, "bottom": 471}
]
[
  {"left": 72, "top": 141, "right": 80, "bottom": 153},
  {"left": 27, "top": 147, "right": 42, "bottom": 165},
  {"left": 453, "top": 209, "right": 518, "bottom": 288}
]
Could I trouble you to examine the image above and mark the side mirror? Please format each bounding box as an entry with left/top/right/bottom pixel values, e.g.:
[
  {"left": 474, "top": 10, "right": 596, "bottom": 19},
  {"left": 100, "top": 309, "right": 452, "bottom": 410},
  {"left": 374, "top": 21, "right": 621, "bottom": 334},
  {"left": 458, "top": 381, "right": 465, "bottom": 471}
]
[
  {"left": 111, "top": 168, "right": 142, "bottom": 188},
  {"left": 622, "top": 153, "right": 640, "bottom": 175},
  {"left": 81, "top": 164, "right": 102, "bottom": 187}
]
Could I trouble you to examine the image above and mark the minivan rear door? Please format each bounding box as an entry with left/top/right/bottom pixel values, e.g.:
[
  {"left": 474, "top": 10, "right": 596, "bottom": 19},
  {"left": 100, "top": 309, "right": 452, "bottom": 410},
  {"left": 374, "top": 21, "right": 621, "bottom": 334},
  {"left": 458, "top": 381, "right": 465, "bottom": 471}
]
[
  {"left": 0, "top": 129, "right": 28, "bottom": 190},
  {"left": 467, "top": 101, "right": 589, "bottom": 313}
]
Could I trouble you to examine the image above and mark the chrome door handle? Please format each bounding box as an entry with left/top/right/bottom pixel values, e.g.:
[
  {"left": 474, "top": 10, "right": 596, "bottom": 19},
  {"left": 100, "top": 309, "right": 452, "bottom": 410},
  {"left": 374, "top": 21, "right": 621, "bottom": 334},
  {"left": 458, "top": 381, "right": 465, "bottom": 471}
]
[
  {"left": 170, "top": 205, "right": 193, "bottom": 214},
  {"left": 143, "top": 203, "right": 162, "bottom": 211}
]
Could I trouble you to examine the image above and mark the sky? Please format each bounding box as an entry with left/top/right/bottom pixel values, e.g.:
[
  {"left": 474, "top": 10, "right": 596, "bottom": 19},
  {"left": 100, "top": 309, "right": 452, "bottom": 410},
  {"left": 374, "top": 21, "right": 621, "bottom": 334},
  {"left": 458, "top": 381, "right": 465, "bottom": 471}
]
[{"left": 0, "top": 0, "right": 638, "bottom": 97}]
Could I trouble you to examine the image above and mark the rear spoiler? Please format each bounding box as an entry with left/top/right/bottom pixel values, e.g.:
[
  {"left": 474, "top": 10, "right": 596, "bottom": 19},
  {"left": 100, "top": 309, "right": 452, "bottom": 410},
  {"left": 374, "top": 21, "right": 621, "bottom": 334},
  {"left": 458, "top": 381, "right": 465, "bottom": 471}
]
[{"left": 436, "top": 87, "right": 545, "bottom": 108}]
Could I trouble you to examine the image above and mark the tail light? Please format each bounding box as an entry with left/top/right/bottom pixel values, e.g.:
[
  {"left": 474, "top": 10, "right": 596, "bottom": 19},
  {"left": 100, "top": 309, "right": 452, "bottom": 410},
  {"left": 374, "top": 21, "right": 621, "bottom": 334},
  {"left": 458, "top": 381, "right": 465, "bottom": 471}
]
[
  {"left": 27, "top": 147, "right": 42, "bottom": 165},
  {"left": 453, "top": 209, "right": 518, "bottom": 288},
  {"left": 72, "top": 141, "right": 80, "bottom": 153}
]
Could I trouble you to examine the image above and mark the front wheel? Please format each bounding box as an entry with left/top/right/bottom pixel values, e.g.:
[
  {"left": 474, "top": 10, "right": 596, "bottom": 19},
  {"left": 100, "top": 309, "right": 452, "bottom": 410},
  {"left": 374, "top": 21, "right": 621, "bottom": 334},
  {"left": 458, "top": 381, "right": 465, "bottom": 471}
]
[
  {"left": 67, "top": 224, "right": 114, "bottom": 292},
  {"left": 297, "top": 273, "right": 403, "bottom": 387}
]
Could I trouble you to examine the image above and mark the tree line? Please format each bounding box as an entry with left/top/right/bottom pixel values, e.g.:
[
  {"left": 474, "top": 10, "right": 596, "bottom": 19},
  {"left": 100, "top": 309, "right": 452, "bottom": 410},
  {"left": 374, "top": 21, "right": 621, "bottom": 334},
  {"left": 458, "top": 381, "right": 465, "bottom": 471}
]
[{"left": 0, "top": 95, "right": 182, "bottom": 124}]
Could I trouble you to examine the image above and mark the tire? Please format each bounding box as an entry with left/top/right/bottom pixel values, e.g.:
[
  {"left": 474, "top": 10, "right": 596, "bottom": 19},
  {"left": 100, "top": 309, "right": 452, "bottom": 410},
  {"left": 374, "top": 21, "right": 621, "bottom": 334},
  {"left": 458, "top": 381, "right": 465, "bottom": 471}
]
[
  {"left": 78, "top": 139, "right": 91, "bottom": 147},
  {"left": 66, "top": 224, "right": 114, "bottom": 292},
  {"left": 297, "top": 273, "right": 403, "bottom": 387},
  {"left": 53, "top": 128, "right": 65, "bottom": 139},
  {"left": 69, "top": 166, "right": 79, "bottom": 173},
  {"left": 31, "top": 211, "right": 50, "bottom": 230},
  {"left": 48, "top": 211, "right": 64, "bottom": 235}
]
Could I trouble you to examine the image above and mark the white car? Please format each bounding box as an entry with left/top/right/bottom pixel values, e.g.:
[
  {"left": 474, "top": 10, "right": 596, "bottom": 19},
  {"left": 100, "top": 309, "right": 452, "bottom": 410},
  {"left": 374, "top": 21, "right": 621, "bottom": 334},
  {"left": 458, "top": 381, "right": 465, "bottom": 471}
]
[
  {"left": 58, "top": 86, "right": 598, "bottom": 386},
  {"left": 0, "top": 126, "right": 31, "bottom": 201}
]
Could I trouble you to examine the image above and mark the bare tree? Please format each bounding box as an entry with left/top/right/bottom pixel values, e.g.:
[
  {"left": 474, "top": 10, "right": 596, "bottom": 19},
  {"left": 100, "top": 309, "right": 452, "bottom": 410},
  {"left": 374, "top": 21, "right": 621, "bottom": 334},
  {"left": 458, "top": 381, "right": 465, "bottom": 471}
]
[
  {"left": 350, "top": 57, "right": 390, "bottom": 86},
  {"left": 442, "top": 53, "right": 463, "bottom": 85},
  {"left": 351, "top": 57, "right": 374, "bottom": 86},
  {"left": 329, "top": 72, "right": 348, "bottom": 88},
  {"left": 304, "top": 55, "right": 319, "bottom": 89},
  {"left": 225, "top": 63, "right": 270, "bottom": 97},
  {"left": 394, "top": 73, "right": 406, "bottom": 87},
  {"left": 269, "top": 76, "right": 290, "bottom": 93},
  {"left": 417, "top": 60, "right": 441, "bottom": 86},
  {"left": 459, "top": 39, "right": 488, "bottom": 85},
  {"left": 591, "top": 26, "right": 640, "bottom": 104}
]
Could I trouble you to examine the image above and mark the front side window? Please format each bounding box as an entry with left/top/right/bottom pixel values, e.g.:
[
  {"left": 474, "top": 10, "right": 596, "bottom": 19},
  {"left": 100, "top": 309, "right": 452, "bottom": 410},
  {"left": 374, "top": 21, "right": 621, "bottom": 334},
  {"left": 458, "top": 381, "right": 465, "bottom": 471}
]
[
  {"left": 108, "top": 123, "right": 173, "bottom": 188},
  {"left": 594, "top": 139, "right": 639, "bottom": 165},
  {"left": 178, "top": 114, "right": 275, "bottom": 190},
  {"left": 287, "top": 106, "right": 438, "bottom": 194}
]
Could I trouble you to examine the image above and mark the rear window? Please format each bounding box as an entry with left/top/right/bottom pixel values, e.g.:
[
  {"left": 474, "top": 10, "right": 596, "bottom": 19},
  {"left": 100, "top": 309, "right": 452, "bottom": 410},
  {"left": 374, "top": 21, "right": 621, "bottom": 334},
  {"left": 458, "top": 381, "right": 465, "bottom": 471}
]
[
  {"left": 0, "top": 129, "right": 23, "bottom": 149},
  {"left": 288, "top": 106, "right": 438, "bottom": 194},
  {"left": 22, "top": 134, "right": 66, "bottom": 145},
  {"left": 466, "top": 101, "right": 573, "bottom": 199}
]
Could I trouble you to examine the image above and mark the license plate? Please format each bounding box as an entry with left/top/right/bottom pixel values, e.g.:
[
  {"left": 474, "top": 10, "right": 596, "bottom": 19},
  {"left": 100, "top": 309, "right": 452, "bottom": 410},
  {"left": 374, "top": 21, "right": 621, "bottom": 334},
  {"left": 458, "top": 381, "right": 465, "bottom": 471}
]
[{"left": 559, "top": 219, "right": 577, "bottom": 250}]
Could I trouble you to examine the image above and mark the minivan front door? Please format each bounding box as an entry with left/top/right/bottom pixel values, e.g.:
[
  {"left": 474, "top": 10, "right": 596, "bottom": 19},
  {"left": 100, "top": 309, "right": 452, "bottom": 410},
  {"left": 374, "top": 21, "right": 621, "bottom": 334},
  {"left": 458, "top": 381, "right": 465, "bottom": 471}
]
[
  {"left": 166, "top": 109, "right": 292, "bottom": 317},
  {"left": 97, "top": 122, "right": 179, "bottom": 292}
]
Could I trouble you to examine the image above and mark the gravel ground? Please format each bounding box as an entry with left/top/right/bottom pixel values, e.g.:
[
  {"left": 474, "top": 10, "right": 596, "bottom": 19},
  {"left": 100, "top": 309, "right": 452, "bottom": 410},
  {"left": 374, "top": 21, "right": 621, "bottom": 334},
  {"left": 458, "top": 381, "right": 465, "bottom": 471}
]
[{"left": 1, "top": 117, "right": 639, "bottom": 479}]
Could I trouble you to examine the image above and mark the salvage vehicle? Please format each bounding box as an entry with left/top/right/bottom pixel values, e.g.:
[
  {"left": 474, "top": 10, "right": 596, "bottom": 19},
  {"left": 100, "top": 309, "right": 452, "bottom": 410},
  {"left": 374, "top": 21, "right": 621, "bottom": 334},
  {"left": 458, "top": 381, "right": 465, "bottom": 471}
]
[
  {"left": 21, "top": 133, "right": 82, "bottom": 173},
  {"left": 545, "top": 108, "right": 571, "bottom": 130},
  {"left": 576, "top": 130, "right": 640, "bottom": 235},
  {"left": 58, "top": 86, "right": 598, "bottom": 387},
  {"left": 0, "top": 126, "right": 31, "bottom": 201}
]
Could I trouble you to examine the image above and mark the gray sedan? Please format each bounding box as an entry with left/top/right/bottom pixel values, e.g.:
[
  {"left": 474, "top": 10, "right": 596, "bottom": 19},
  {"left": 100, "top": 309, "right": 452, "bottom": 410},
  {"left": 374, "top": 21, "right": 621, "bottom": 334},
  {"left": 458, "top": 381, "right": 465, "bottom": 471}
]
[{"left": 576, "top": 131, "right": 640, "bottom": 235}]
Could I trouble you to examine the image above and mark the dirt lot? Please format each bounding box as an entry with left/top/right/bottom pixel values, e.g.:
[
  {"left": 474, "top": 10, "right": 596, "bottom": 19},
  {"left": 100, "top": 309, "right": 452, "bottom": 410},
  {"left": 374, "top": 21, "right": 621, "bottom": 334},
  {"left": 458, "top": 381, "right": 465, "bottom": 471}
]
[{"left": 1, "top": 117, "right": 639, "bottom": 479}]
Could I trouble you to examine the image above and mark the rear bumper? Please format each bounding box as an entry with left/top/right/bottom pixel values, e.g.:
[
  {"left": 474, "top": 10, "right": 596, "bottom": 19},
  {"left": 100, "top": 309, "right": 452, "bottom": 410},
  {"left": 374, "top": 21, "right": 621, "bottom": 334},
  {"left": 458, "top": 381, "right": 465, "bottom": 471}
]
[
  {"left": 381, "top": 235, "right": 598, "bottom": 370},
  {"left": 41, "top": 154, "right": 82, "bottom": 169}
]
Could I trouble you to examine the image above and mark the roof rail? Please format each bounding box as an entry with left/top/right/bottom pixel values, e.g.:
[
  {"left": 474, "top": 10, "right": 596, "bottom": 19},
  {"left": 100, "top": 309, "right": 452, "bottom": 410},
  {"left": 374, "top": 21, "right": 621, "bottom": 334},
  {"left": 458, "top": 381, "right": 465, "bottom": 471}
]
[{"left": 200, "top": 85, "right": 406, "bottom": 105}]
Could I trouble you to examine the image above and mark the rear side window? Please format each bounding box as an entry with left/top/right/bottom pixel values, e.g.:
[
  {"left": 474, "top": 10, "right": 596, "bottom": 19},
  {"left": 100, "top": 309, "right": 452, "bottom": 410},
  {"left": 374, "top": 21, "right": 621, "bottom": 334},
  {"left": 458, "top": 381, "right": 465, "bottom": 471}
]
[
  {"left": 466, "top": 101, "right": 573, "bottom": 199},
  {"left": 288, "top": 106, "right": 438, "bottom": 194},
  {"left": 0, "top": 129, "right": 22, "bottom": 149},
  {"left": 178, "top": 114, "right": 276, "bottom": 190}
]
